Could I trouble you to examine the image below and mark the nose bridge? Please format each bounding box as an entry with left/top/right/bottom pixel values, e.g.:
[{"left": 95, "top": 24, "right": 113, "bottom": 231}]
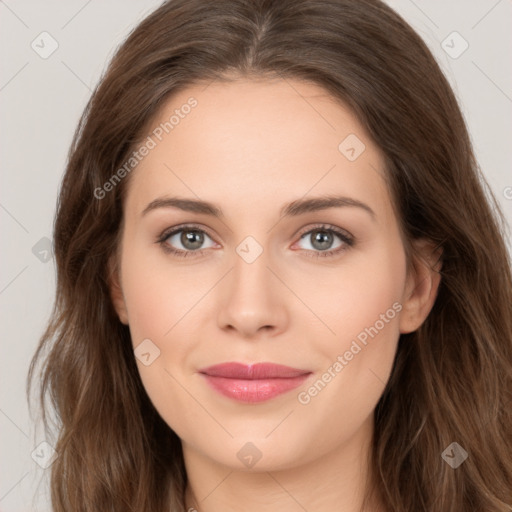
[
  {"left": 230, "top": 237, "right": 273, "bottom": 303},
  {"left": 216, "top": 235, "right": 287, "bottom": 337}
]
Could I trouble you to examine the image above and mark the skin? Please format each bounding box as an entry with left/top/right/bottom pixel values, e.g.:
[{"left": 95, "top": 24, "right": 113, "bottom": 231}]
[{"left": 110, "top": 77, "right": 441, "bottom": 512}]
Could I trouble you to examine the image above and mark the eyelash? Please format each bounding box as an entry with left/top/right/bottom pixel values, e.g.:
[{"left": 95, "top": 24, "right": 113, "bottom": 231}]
[{"left": 156, "top": 223, "right": 355, "bottom": 259}]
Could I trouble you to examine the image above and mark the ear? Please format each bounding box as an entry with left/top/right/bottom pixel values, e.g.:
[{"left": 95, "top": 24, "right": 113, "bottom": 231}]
[
  {"left": 399, "top": 238, "right": 442, "bottom": 334},
  {"left": 107, "top": 254, "right": 129, "bottom": 325}
]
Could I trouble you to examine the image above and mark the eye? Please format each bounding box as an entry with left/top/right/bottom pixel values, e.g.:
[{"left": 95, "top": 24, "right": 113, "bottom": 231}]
[
  {"left": 157, "top": 224, "right": 217, "bottom": 258},
  {"left": 293, "top": 224, "right": 354, "bottom": 258}
]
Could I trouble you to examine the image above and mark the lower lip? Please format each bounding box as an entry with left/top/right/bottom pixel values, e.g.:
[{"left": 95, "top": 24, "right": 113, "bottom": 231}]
[{"left": 201, "top": 374, "right": 311, "bottom": 403}]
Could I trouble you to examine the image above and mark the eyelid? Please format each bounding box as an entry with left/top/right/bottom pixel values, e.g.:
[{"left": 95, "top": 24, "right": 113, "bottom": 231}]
[
  {"left": 294, "top": 223, "right": 353, "bottom": 243},
  {"left": 157, "top": 222, "right": 218, "bottom": 243}
]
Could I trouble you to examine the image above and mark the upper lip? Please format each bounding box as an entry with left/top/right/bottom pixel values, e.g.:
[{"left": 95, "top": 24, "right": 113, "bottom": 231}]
[{"left": 199, "top": 362, "right": 311, "bottom": 379}]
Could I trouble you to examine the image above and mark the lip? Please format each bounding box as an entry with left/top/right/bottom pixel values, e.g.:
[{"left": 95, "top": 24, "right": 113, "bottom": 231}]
[{"left": 198, "top": 362, "right": 312, "bottom": 403}]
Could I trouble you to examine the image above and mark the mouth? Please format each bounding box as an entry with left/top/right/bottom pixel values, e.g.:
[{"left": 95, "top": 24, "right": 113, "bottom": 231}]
[{"left": 198, "top": 362, "right": 312, "bottom": 403}]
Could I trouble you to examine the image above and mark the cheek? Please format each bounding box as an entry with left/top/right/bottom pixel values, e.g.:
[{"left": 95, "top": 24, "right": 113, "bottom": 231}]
[
  {"left": 119, "top": 242, "right": 199, "bottom": 434},
  {"left": 119, "top": 240, "right": 209, "bottom": 403},
  {"left": 314, "top": 236, "right": 407, "bottom": 355},
  {"left": 310, "top": 238, "right": 406, "bottom": 401},
  {"left": 120, "top": 237, "right": 201, "bottom": 347},
  {"left": 294, "top": 235, "right": 406, "bottom": 431}
]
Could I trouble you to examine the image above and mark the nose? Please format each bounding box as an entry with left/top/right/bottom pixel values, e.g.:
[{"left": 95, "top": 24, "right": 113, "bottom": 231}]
[{"left": 216, "top": 246, "right": 289, "bottom": 340}]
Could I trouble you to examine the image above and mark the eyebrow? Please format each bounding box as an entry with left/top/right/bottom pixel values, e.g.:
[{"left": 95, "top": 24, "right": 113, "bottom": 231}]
[{"left": 141, "top": 195, "right": 376, "bottom": 220}]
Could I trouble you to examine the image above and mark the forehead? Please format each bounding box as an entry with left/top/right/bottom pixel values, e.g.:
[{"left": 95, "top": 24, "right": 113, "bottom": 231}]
[{"left": 124, "top": 78, "right": 392, "bottom": 224}]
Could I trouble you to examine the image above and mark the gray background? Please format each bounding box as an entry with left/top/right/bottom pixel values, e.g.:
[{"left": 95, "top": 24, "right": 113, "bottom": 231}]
[{"left": 1, "top": 1, "right": 511, "bottom": 510}]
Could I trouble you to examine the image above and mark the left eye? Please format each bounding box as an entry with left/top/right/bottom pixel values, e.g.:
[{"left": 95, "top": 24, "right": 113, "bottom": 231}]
[{"left": 295, "top": 228, "right": 347, "bottom": 252}]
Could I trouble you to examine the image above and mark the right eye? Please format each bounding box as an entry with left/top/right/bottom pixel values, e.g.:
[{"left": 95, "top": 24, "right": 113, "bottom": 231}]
[{"left": 157, "top": 224, "right": 218, "bottom": 258}]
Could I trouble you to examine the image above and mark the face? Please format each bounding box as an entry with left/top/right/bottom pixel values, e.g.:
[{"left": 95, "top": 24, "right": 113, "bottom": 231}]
[{"left": 110, "top": 78, "right": 438, "bottom": 472}]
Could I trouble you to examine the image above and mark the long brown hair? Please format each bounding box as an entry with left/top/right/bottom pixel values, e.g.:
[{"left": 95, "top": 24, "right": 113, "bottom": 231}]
[{"left": 27, "top": 0, "right": 512, "bottom": 510}]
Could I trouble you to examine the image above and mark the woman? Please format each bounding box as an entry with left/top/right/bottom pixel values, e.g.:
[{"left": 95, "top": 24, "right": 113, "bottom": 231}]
[{"left": 27, "top": 0, "right": 512, "bottom": 510}]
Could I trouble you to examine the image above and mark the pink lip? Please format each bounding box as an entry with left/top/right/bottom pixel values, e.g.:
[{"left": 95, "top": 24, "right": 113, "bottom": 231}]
[{"left": 198, "top": 362, "right": 312, "bottom": 403}]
